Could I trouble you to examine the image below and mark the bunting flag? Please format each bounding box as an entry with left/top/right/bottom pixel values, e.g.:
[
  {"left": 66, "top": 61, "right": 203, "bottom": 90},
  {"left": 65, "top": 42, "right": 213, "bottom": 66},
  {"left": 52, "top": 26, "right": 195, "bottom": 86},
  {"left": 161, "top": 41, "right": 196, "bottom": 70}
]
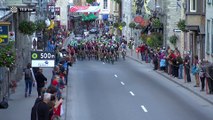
[{"left": 70, "top": 6, "right": 100, "bottom": 13}]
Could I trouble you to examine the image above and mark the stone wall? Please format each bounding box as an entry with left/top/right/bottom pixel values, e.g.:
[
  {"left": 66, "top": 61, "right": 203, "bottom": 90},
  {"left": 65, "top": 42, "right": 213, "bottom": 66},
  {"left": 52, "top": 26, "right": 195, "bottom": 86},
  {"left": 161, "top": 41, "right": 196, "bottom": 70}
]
[{"left": 163, "top": 0, "right": 181, "bottom": 50}]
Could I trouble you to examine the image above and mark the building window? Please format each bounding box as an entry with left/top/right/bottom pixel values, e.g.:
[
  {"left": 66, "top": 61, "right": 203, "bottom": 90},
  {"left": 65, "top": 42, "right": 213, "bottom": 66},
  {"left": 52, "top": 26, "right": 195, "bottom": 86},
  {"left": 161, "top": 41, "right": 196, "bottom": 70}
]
[
  {"left": 103, "top": 0, "right": 108, "bottom": 9},
  {"left": 207, "top": 20, "right": 210, "bottom": 54},
  {"left": 190, "top": 0, "right": 197, "bottom": 12}
]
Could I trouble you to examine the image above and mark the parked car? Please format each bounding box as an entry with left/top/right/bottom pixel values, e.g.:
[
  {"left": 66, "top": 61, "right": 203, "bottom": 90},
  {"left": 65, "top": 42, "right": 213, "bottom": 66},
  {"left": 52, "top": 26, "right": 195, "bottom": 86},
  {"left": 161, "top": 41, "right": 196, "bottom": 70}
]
[{"left": 89, "top": 28, "right": 99, "bottom": 34}]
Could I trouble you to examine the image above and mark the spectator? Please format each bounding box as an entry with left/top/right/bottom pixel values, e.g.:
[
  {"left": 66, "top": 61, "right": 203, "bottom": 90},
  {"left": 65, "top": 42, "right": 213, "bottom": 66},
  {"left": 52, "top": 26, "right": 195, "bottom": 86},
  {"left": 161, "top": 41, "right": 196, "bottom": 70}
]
[
  {"left": 31, "top": 93, "right": 51, "bottom": 120},
  {"left": 193, "top": 55, "right": 200, "bottom": 87},
  {"left": 24, "top": 63, "right": 34, "bottom": 97},
  {"left": 35, "top": 68, "right": 47, "bottom": 97},
  {"left": 206, "top": 63, "right": 213, "bottom": 94},
  {"left": 184, "top": 52, "right": 191, "bottom": 82},
  {"left": 199, "top": 61, "right": 206, "bottom": 91}
]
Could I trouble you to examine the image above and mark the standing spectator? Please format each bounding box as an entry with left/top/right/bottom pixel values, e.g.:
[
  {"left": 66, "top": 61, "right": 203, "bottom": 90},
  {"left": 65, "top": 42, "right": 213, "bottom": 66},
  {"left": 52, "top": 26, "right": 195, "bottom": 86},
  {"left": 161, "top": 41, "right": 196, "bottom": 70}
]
[
  {"left": 159, "top": 51, "right": 166, "bottom": 71},
  {"left": 35, "top": 68, "right": 47, "bottom": 97},
  {"left": 193, "top": 55, "right": 200, "bottom": 87},
  {"left": 31, "top": 93, "right": 51, "bottom": 120},
  {"left": 176, "top": 52, "right": 183, "bottom": 79},
  {"left": 199, "top": 61, "right": 206, "bottom": 91},
  {"left": 24, "top": 63, "right": 34, "bottom": 97},
  {"left": 153, "top": 52, "right": 158, "bottom": 70},
  {"left": 184, "top": 52, "right": 191, "bottom": 82},
  {"left": 140, "top": 43, "right": 146, "bottom": 61},
  {"left": 206, "top": 63, "right": 213, "bottom": 94},
  {"left": 176, "top": 50, "right": 183, "bottom": 79}
]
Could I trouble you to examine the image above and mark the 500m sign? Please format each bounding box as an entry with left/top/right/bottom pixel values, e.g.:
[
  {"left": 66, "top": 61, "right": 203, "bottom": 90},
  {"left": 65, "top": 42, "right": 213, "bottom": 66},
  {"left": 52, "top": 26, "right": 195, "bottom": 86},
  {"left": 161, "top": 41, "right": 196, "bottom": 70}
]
[{"left": 31, "top": 51, "right": 55, "bottom": 67}]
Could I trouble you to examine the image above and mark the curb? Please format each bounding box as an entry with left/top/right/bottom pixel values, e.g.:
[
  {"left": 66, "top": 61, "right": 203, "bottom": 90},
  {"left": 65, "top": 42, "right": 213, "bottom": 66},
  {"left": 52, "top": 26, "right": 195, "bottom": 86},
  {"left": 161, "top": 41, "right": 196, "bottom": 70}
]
[{"left": 127, "top": 55, "right": 213, "bottom": 105}]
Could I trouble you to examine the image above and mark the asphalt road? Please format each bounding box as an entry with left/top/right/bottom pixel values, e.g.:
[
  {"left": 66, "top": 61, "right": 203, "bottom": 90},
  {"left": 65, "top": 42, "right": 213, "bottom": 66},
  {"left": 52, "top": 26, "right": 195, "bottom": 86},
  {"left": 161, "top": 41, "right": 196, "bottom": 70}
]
[{"left": 66, "top": 57, "right": 213, "bottom": 120}]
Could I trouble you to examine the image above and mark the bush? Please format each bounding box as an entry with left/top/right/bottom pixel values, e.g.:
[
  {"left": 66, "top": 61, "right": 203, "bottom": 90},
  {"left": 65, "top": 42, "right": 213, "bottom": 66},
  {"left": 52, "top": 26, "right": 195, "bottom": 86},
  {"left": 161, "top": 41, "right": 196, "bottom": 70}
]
[
  {"left": 169, "top": 35, "right": 178, "bottom": 46},
  {"left": 143, "top": 33, "right": 163, "bottom": 48},
  {"left": 0, "top": 41, "right": 15, "bottom": 68},
  {"left": 129, "top": 22, "right": 136, "bottom": 29},
  {"left": 113, "top": 22, "right": 119, "bottom": 28},
  {"left": 35, "top": 20, "right": 46, "bottom": 32},
  {"left": 152, "top": 18, "right": 162, "bottom": 29},
  {"left": 177, "top": 19, "right": 187, "bottom": 32}
]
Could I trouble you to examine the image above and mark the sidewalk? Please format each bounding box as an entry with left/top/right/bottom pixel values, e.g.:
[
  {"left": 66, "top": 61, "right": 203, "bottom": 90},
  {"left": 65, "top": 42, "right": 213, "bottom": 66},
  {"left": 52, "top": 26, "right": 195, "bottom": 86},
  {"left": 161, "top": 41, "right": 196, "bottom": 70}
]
[
  {"left": 0, "top": 68, "right": 67, "bottom": 120},
  {"left": 126, "top": 49, "right": 213, "bottom": 105}
]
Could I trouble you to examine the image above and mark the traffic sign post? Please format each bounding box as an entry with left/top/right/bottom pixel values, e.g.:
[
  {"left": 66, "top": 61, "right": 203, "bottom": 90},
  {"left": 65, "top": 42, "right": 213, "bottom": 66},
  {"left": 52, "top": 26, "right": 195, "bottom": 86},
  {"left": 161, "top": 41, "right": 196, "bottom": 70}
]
[
  {"left": 31, "top": 51, "right": 55, "bottom": 68},
  {"left": 0, "top": 22, "right": 10, "bottom": 45}
]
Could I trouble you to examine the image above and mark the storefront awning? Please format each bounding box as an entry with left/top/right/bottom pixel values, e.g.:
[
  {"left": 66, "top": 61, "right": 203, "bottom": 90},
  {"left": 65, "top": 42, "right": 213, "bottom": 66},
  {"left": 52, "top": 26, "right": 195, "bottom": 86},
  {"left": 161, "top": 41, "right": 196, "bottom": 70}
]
[{"left": 70, "top": 6, "right": 100, "bottom": 13}]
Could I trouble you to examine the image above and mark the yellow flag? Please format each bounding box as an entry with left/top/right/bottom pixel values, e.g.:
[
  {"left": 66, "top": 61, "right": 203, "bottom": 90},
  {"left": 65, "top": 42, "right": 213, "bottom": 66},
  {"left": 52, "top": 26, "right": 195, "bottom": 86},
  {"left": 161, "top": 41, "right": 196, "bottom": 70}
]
[{"left": 119, "top": 26, "right": 122, "bottom": 30}]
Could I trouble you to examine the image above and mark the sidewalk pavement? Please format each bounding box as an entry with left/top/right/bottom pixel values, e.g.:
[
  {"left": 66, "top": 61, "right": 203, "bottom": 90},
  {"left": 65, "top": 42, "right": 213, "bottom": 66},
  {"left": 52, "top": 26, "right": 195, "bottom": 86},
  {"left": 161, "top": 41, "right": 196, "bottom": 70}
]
[
  {"left": 0, "top": 68, "right": 67, "bottom": 120},
  {"left": 126, "top": 49, "right": 213, "bottom": 105}
]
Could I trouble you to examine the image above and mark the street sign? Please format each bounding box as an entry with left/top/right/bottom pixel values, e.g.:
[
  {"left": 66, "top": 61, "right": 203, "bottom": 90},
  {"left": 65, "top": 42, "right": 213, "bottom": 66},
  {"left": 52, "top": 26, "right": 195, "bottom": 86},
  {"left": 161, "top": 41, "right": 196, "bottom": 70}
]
[
  {"left": 18, "top": 7, "right": 36, "bottom": 12},
  {"left": 31, "top": 51, "right": 55, "bottom": 67},
  {"left": 0, "top": 22, "right": 10, "bottom": 45}
]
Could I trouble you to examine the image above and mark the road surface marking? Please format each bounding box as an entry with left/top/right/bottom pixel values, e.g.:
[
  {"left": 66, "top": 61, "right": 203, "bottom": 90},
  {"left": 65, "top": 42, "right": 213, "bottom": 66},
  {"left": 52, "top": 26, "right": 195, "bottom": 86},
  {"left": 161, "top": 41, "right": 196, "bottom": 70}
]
[
  {"left": 129, "top": 91, "right": 135, "bottom": 96},
  {"left": 114, "top": 74, "right": 118, "bottom": 78},
  {"left": 103, "top": 62, "right": 105, "bottom": 64},
  {"left": 121, "top": 81, "right": 125, "bottom": 85},
  {"left": 141, "top": 105, "right": 148, "bottom": 112}
]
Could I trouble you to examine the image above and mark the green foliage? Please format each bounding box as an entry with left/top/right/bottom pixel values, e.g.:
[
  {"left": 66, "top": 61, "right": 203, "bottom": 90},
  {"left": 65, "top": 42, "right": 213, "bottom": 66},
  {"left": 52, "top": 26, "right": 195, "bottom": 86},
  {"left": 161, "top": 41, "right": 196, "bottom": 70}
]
[
  {"left": 140, "top": 34, "right": 148, "bottom": 43},
  {"left": 129, "top": 22, "right": 136, "bottom": 29},
  {"left": 86, "top": 0, "right": 94, "bottom": 3},
  {"left": 19, "top": 21, "right": 36, "bottom": 35},
  {"left": 120, "top": 22, "right": 126, "bottom": 27},
  {"left": 177, "top": 19, "right": 187, "bottom": 32},
  {"left": 144, "top": 33, "right": 163, "bottom": 48},
  {"left": 113, "top": 22, "right": 119, "bottom": 28},
  {"left": 169, "top": 35, "right": 178, "bottom": 46},
  {"left": 152, "top": 18, "right": 162, "bottom": 29},
  {"left": 35, "top": 20, "right": 46, "bottom": 32},
  {"left": 0, "top": 41, "right": 15, "bottom": 68}
]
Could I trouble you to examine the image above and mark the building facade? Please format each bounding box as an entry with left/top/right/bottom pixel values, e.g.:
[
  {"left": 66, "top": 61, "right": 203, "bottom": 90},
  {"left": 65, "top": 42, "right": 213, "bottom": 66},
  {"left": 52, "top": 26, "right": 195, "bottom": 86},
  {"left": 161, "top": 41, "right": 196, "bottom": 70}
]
[
  {"left": 55, "top": 0, "right": 69, "bottom": 29},
  {"left": 205, "top": 0, "right": 213, "bottom": 62},
  {"left": 122, "top": 0, "right": 132, "bottom": 41},
  {"left": 184, "top": 0, "right": 205, "bottom": 61}
]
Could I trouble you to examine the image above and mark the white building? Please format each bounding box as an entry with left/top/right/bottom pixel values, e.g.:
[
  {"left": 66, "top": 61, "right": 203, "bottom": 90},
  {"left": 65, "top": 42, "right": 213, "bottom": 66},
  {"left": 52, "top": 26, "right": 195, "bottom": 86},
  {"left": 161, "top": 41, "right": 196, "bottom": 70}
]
[
  {"left": 97, "top": 0, "right": 111, "bottom": 22},
  {"left": 205, "top": 1, "right": 213, "bottom": 62},
  {"left": 55, "top": 0, "right": 69, "bottom": 29}
]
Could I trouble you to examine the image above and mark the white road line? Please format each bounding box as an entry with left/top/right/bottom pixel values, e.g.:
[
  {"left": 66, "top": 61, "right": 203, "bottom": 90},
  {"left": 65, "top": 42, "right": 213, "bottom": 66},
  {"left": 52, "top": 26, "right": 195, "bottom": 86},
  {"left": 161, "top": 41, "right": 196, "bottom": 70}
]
[
  {"left": 114, "top": 74, "right": 118, "bottom": 78},
  {"left": 120, "top": 81, "right": 125, "bottom": 85},
  {"left": 141, "top": 105, "right": 148, "bottom": 112},
  {"left": 129, "top": 91, "right": 135, "bottom": 96}
]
